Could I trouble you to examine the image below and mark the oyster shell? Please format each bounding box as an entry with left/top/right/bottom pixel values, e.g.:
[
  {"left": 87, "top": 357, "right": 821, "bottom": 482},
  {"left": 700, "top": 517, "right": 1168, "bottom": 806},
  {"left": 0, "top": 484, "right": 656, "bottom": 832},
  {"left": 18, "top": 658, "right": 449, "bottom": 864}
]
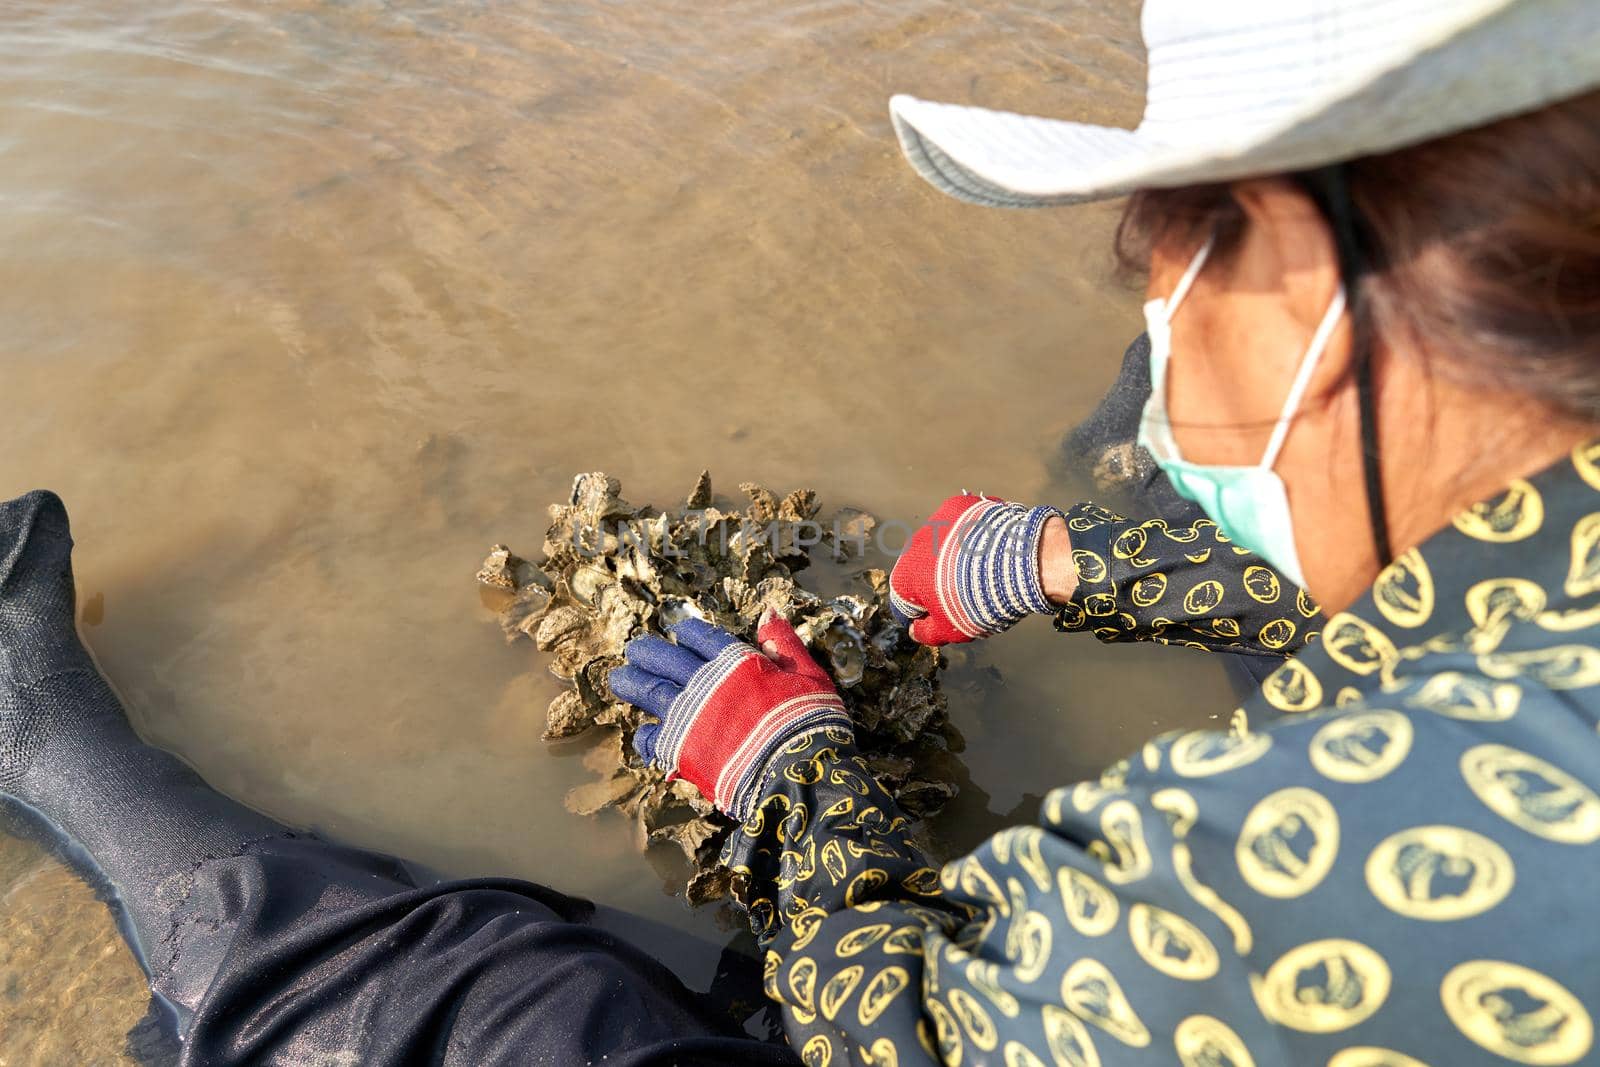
[{"left": 479, "top": 471, "right": 962, "bottom": 903}]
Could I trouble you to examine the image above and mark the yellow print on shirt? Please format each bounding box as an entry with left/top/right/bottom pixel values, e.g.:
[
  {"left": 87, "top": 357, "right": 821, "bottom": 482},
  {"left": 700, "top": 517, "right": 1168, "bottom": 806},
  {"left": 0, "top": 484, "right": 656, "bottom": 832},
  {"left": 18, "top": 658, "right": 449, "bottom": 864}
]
[
  {"left": 1571, "top": 439, "right": 1600, "bottom": 492},
  {"left": 763, "top": 948, "right": 781, "bottom": 999},
  {"left": 1128, "top": 903, "right": 1220, "bottom": 981},
  {"left": 866, "top": 1037, "right": 903, "bottom": 1066},
  {"left": 1322, "top": 613, "right": 1400, "bottom": 678},
  {"left": 1152, "top": 788, "right": 1253, "bottom": 953},
  {"left": 925, "top": 996, "right": 962, "bottom": 1065},
  {"left": 1005, "top": 879, "right": 1054, "bottom": 983},
  {"left": 819, "top": 839, "right": 848, "bottom": 884},
  {"left": 1308, "top": 711, "right": 1413, "bottom": 783},
  {"left": 1326, "top": 1048, "right": 1431, "bottom": 1067},
  {"left": 965, "top": 959, "right": 1020, "bottom": 1018},
  {"left": 883, "top": 926, "right": 923, "bottom": 956},
  {"left": 1184, "top": 580, "right": 1226, "bottom": 616},
  {"left": 1003, "top": 1041, "right": 1048, "bottom": 1067},
  {"left": 1463, "top": 577, "right": 1546, "bottom": 654},
  {"left": 1059, "top": 867, "right": 1120, "bottom": 938},
  {"left": 800, "top": 1034, "right": 833, "bottom": 1067},
  {"left": 835, "top": 923, "right": 890, "bottom": 958},
  {"left": 1258, "top": 617, "right": 1297, "bottom": 649},
  {"left": 1243, "top": 565, "right": 1281, "bottom": 605},
  {"left": 845, "top": 868, "right": 889, "bottom": 907},
  {"left": 1477, "top": 644, "right": 1600, "bottom": 691},
  {"left": 1460, "top": 744, "right": 1600, "bottom": 843},
  {"left": 1067, "top": 503, "right": 1121, "bottom": 532},
  {"left": 790, "top": 907, "right": 828, "bottom": 951},
  {"left": 948, "top": 988, "right": 999, "bottom": 1052},
  {"left": 788, "top": 956, "right": 818, "bottom": 1020},
  {"left": 1170, "top": 729, "right": 1272, "bottom": 777},
  {"left": 1251, "top": 940, "right": 1391, "bottom": 1033},
  {"left": 990, "top": 825, "right": 1052, "bottom": 893},
  {"left": 1196, "top": 617, "right": 1242, "bottom": 639},
  {"left": 1441, "top": 960, "right": 1593, "bottom": 1065},
  {"left": 1112, "top": 526, "right": 1149, "bottom": 561},
  {"left": 1131, "top": 572, "right": 1168, "bottom": 607},
  {"left": 1372, "top": 548, "right": 1434, "bottom": 629},
  {"left": 1073, "top": 549, "right": 1108, "bottom": 584},
  {"left": 1364, "top": 825, "right": 1514, "bottom": 921},
  {"left": 1236, "top": 788, "right": 1340, "bottom": 898},
  {"left": 1405, "top": 672, "right": 1522, "bottom": 721},
  {"left": 1565, "top": 512, "right": 1600, "bottom": 598},
  {"left": 818, "top": 965, "right": 862, "bottom": 1021},
  {"left": 1174, "top": 1015, "right": 1256, "bottom": 1067},
  {"left": 1452, "top": 479, "right": 1544, "bottom": 543},
  {"left": 1097, "top": 800, "right": 1152, "bottom": 884},
  {"left": 1061, "top": 959, "right": 1150, "bottom": 1048},
  {"left": 954, "top": 855, "right": 1010, "bottom": 915},
  {"left": 1041, "top": 1004, "right": 1102, "bottom": 1067},
  {"left": 858, "top": 966, "right": 910, "bottom": 1027},
  {"left": 1261, "top": 658, "right": 1324, "bottom": 713}
]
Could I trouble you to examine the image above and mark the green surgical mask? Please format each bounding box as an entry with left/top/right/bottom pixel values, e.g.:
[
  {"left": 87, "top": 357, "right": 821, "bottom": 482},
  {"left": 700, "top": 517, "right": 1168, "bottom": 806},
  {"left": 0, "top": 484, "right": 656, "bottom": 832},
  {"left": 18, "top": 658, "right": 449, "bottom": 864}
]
[{"left": 1136, "top": 236, "right": 1347, "bottom": 590}]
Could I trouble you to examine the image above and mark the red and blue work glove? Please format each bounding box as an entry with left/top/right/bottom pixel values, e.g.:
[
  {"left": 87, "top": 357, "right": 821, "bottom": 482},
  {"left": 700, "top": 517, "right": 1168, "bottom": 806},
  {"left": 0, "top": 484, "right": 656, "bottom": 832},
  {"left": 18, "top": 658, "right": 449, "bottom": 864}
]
[
  {"left": 607, "top": 612, "right": 852, "bottom": 821},
  {"left": 889, "top": 493, "right": 1063, "bottom": 645}
]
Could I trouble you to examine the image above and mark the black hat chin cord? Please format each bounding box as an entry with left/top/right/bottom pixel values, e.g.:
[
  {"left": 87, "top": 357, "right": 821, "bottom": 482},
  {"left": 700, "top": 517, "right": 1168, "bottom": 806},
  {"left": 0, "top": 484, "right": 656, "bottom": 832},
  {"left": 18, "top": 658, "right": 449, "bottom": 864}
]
[
  {"left": 1307, "top": 165, "right": 1395, "bottom": 572},
  {"left": 1354, "top": 329, "right": 1393, "bottom": 571}
]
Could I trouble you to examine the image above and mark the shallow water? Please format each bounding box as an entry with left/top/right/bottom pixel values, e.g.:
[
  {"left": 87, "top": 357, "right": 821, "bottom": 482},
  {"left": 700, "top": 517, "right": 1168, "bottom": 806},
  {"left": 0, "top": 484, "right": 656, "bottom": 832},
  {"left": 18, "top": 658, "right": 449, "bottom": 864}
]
[{"left": 0, "top": 1, "right": 1238, "bottom": 1058}]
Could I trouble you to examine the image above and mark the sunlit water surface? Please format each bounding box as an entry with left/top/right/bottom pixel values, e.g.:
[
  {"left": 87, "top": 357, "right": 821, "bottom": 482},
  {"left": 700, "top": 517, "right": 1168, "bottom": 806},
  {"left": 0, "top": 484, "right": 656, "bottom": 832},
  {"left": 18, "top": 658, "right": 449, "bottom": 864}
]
[{"left": 0, "top": 1, "right": 1239, "bottom": 1059}]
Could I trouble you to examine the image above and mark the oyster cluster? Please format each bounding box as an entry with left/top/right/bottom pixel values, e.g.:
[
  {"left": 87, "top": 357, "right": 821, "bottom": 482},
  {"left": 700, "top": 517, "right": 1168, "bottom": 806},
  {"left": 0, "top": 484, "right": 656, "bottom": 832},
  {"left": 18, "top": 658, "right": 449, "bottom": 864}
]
[{"left": 477, "top": 472, "right": 962, "bottom": 904}]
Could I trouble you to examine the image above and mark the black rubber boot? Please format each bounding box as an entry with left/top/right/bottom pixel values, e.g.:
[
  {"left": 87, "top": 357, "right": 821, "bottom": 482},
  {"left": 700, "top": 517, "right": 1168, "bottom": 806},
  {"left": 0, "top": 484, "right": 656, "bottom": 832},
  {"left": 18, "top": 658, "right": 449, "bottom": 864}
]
[{"left": 0, "top": 491, "right": 287, "bottom": 1001}]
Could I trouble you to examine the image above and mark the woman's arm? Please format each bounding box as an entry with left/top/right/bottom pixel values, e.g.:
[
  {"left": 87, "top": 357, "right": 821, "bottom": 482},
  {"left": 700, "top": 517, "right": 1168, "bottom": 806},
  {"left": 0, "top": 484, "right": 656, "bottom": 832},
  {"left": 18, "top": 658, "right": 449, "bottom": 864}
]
[
  {"left": 886, "top": 493, "right": 1322, "bottom": 658},
  {"left": 727, "top": 724, "right": 1274, "bottom": 1067},
  {"left": 723, "top": 730, "right": 965, "bottom": 1066},
  {"left": 1048, "top": 502, "right": 1324, "bottom": 658}
]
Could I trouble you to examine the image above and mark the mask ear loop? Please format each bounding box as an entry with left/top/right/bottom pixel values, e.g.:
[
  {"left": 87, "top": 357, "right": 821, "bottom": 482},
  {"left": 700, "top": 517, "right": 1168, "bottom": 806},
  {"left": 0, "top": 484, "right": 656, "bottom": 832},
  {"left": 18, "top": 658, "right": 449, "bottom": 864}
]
[
  {"left": 1259, "top": 287, "right": 1348, "bottom": 470},
  {"left": 1164, "top": 233, "right": 1216, "bottom": 318}
]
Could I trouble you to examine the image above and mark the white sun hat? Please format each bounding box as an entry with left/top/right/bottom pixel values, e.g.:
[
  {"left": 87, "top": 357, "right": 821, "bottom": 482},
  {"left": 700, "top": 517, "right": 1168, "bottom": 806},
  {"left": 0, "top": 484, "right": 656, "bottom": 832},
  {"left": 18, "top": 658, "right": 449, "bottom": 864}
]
[{"left": 890, "top": 0, "right": 1600, "bottom": 207}]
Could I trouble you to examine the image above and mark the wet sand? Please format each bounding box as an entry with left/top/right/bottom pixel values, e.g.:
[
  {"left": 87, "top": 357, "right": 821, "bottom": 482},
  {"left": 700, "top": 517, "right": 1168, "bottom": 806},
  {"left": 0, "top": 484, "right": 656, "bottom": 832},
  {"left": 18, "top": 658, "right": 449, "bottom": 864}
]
[{"left": 0, "top": 0, "right": 1237, "bottom": 1056}]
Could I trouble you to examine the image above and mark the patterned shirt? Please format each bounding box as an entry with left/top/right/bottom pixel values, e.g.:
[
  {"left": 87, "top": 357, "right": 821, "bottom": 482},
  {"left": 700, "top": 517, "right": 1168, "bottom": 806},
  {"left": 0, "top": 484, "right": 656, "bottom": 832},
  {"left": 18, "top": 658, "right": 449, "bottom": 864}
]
[{"left": 725, "top": 441, "right": 1600, "bottom": 1067}]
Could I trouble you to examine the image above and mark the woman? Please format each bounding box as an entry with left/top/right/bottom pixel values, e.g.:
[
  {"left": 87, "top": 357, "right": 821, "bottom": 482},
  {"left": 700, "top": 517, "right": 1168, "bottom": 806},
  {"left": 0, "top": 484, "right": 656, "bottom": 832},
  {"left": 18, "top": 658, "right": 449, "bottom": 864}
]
[
  {"left": 3, "top": 2, "right": 1598, "bottom": 1065},
  {"left": 614, "top": 1, "right": 1600, "bottom": 1064}
]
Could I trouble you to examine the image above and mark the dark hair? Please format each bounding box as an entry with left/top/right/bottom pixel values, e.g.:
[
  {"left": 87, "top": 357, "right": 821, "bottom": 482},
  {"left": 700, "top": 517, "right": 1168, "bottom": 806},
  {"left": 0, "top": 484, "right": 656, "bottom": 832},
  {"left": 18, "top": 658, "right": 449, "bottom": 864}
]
[{"left": 1115, "top": 89, "right": 1600, "bottom": 421}]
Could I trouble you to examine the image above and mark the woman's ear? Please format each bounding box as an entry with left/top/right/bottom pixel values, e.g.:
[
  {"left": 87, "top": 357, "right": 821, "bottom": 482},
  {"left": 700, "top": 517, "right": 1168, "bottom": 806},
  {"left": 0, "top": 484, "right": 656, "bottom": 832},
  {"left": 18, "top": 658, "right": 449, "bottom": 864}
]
[{"left": 1230, "top": 178, "right": 1343, "bottom": 334}]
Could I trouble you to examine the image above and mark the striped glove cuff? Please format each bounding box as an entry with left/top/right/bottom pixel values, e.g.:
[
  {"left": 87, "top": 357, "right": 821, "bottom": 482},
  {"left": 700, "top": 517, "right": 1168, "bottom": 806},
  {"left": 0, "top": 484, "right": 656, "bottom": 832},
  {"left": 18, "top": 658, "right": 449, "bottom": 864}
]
[{"left": 955, "top": 501, "right": 1063, "bottom": 633}]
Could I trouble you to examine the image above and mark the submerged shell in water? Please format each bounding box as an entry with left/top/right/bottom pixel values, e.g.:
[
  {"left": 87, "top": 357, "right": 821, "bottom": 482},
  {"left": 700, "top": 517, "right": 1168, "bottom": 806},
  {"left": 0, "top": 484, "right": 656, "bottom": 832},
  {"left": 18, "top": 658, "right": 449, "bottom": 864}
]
[{"left": 479, "top": 470, "right": 961, "bottom": 903}]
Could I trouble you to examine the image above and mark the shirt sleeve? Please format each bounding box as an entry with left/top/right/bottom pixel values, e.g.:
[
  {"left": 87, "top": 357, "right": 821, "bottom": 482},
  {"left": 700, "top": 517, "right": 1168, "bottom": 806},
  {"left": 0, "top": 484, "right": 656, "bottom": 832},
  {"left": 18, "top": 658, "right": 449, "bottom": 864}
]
[
  {"left": 1053, "top": 501, "right": 1324, "bottom": 658},
  {"left": 727, "top": 685, "right": 1563, "bottom": 1067},
  {"left": 723, "top": 727, "right": 967, "bottom": 1066}
]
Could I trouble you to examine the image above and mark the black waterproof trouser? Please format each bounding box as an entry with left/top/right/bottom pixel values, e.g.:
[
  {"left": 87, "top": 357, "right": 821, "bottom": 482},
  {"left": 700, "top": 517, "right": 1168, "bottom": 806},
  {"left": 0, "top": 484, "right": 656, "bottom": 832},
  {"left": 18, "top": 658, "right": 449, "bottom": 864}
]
[
  {"left": 0, "top": 488, "right": 794, "bottom": 1066},
  {"left": 10, "top": 764, "right": 797, "bottom": 1067}
]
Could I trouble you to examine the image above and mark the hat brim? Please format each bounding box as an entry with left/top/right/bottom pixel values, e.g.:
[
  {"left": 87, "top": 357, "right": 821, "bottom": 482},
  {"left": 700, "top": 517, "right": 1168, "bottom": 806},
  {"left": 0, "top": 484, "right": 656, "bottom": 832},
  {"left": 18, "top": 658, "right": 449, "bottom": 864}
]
[{"left": 890, "top": 0, "right": 1600, "bottom": 208}]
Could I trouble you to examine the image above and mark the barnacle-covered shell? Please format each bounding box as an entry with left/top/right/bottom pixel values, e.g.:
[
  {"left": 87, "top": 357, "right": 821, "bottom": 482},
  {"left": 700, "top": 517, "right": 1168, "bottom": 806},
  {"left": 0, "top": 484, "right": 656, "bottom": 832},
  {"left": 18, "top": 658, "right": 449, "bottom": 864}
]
[
  {"left": 533, "top": 606, "right": 588, "bottom": 652},
  {"left": 544, "top": 689, "right": 595, "bottom": 741},
  {"left": 476, "top": 545, "right": 525, "bottom": 590}
]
